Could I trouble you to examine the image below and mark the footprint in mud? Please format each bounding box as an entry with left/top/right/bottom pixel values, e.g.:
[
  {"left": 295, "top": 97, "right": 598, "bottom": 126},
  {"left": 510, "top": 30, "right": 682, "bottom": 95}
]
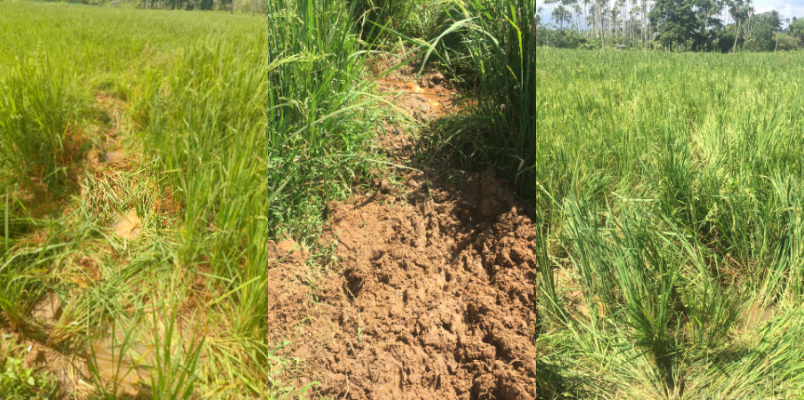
[
  {"left": 32, "top": 292, "right": 63, "bottom": 327},
  {"left": 104, "top": 149, "right": 126, "bottom": 163},
  {"left": 741, "top": 303, "right": 778, "bottom": 331},
  {"left": 111, "top": 209, "right": 142, "bottom": 240}
]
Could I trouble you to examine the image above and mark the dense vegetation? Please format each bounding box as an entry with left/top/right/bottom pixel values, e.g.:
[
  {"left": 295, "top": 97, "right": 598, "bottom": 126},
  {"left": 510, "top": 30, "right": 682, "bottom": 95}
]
[
  {"left": 31, "top": 0, "right": 804, "bottom": 52},
  {"left": 2, "top": 0, "right": 803, "bottom": 398},
  {"left": 429, "top": 3, "right": 804, "bottom": 394},
  {"left": 455, "top": 47, "right": 804, "bottom": 398},
  {"left": 1, "top": 2, "right": 381, "bottom": 398}
]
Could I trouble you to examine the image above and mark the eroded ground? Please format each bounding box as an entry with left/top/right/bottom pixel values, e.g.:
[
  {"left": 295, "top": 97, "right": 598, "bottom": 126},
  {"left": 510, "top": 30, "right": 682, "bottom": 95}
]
[
  {"left": 264, "top": 71, "right": 557, "bottom": 399},
  {"left": 7, "top": 64, "right": 552, "bottom": 399}
]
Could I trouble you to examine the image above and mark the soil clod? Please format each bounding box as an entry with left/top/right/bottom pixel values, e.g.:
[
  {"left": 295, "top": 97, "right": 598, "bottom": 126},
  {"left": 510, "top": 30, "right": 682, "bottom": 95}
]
[{"left": 266, "top": 77, "right": 554, "bottom": 399}]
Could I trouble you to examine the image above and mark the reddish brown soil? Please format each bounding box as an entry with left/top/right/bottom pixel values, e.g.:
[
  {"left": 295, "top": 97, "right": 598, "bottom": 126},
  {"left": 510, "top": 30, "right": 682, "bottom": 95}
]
[
  {"left": 375, "top": 75, "right": 458, "bottom": 120},
  {"left": 264, "top": 74, "right": 557, "bottom": 399}
]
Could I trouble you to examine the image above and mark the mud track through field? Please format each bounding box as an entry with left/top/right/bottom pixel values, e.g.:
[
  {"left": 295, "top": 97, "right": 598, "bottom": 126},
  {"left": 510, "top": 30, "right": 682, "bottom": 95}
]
[{"left": 267, "top": 73, "right": 559, "bottom": 399}]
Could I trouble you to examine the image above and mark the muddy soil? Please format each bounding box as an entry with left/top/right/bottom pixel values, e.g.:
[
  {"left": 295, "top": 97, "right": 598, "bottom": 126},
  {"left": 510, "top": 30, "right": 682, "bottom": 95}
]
[{"left": 265, "top": 73, "right": 557, "bottom": 399}]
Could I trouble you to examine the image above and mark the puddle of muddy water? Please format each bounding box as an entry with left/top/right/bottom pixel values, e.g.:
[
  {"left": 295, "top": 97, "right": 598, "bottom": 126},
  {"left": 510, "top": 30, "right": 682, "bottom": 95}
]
[
  {"left": 16, "top": 181, "right": 64, "bottom": 220},
  {"left": 104, "top": 150, "right": 126, "bottom": 163},
  {"left": 741, "top": 304, "right": 778, "bottom": 331},
  {"left": 32, "top": 292, "right": 62, "bottom": 326},
  {"left": 89, "top": 334, "right": 152, "bottom": 396},
  {"left": 112, "top": 209, "right": 142, "bottom": 240}
]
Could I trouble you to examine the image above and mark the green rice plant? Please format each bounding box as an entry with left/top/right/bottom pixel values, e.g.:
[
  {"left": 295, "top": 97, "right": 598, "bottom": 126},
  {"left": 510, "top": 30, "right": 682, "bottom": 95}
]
[
  {"left": 353, "top": 0, "right": 416, "bottom": 41},
  {"left": 561, "top": 197, "right": 744, "bottom": 396},
  {"left": 682, "top": 307, "right": 804, "bottom": 398},
  {"left": 0, "top": 61, "right": 78, "bottom": 194},
  {"left": 762, "top": 173, "right": 804, "bottom": 300},
  {"left": 449, "top": 0, "right": 543, "bottom": 195},
  {"left": 565, "top": 201, "right": 679, "bottom": 388},
  {"left": 677, "top": 241, "right": 741, "bottom": 350},
  {"left": 0, "top": 240, "right": 63, "bottom": 331},
  {"left": 438, "top": 45, "right": 804, "bottom": 396},
  {"left": 355, "top": 0, "right": 458, "bottom": 50},
  {"left": 0, "top": 3, "right": 334, "bottom": 397},
  {"left": 87, "top": 308, "right": 204, "bottom": 400},
  {"left": 137, "top": 0, "right": 381, "bottom": 337},
  {"left": 149, "top": 307, "right": 204, "bottom": 400},
  {"left": 87, "top": 317, "right": 146, "bottom": 399}
]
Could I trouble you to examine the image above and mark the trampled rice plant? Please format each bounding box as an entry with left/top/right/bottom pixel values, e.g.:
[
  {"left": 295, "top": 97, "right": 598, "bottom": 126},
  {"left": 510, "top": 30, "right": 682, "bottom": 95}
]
[
  {"left": 1, "top": 2, "right": 380, "bottom": 397},
  {"left": 3, "top": 0, "right": 804, "bottom": 397}
]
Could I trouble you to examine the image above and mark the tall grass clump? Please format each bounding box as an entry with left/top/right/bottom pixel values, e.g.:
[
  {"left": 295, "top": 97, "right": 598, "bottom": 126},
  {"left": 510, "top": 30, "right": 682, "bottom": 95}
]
[
  {"left": 354, "top": 0, "right": 458, "bottom": 47},
  {"left": 0, "top": 38, "right": 88, "bottom": 236},
  {"left": 0, "top": 62, "right": 80, "bottom": 197},
  {"left": 139, "top": 0, "right": 379, "bottom": 336},
  {"left": 449, "top": 0, "right": 541, "bottom": 194},
  {"left": 353, "top": 0, "right": 416, "bottom": 41}
]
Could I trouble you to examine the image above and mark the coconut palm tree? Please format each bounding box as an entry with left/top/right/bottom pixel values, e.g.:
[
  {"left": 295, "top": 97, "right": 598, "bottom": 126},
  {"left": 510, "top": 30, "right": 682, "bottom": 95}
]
[
  {"left": 728, "top": 0, "right": 752, "bottom": 52},
  {"left": 552, "top": 4, "right": 573, "bottom": 29},
  {"left": 582, "top": 0, "right": 592, "bottom": 33},
  {"left": 572, "top": 3, "right": 583, "bottom": 30}
]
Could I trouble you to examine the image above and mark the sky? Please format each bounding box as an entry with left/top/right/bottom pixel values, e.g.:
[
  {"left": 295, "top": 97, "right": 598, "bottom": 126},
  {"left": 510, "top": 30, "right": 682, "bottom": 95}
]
[
  {"left": 540, "top": 0, "right": 804, "bottom": 26},
  {"left": 753, "top": 0, "right": 804, "bottom": 19}
]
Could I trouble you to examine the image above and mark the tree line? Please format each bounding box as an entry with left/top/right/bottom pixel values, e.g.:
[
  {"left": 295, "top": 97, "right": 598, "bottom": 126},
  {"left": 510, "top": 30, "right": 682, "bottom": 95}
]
[
  {"left": 544, "top": 0, "right": 804, "bottom": 51},
  {"left": 47, "top": 0, "right": 804, "bottom": 52}
]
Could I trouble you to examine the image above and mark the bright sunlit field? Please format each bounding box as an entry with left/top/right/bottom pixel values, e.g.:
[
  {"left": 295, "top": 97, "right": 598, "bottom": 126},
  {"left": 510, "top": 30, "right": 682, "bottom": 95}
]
[{"left": 2, "top": 1, "right": 804, "bottom": 399}]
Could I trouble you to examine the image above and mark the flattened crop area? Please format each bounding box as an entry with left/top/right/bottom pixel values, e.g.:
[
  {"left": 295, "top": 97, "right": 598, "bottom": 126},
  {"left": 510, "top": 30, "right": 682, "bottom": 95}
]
[{"left": 262, "top": 75, "right": 557, "bottom": 400}]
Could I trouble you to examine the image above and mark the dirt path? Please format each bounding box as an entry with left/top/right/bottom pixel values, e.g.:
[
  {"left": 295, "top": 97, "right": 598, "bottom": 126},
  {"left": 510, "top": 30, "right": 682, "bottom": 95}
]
[
  {"left": 13, "top": 91, "right": 154, "bottom": 399},
  {"left": 266, "top": 72, "right": 558, "bottom": 399}
]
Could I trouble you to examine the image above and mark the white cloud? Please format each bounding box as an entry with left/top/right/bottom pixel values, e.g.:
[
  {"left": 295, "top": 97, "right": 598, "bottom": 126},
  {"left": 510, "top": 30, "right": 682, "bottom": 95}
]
[
  {"left": 538, "top": 0, "right": 804, "bottom": 22},
  {"left": 753, "top": 0, "right": 804, "bottom": 18}
]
